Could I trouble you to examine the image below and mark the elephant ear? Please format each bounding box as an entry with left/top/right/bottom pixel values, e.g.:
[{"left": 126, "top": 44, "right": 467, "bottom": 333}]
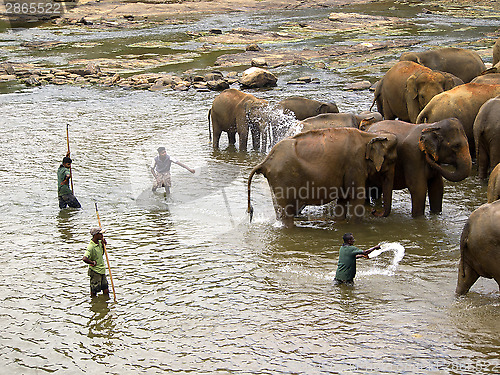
[
  {"left": 366, "top": 136, "right": 392, "bottom": 172},
  {"left": 419, "top": 126, "right": 442, "bottom": 161},
  {"left": 406, "top": 74, "right": 419, "bottom": 100},
  {"left": 317, "top": 103, "right": 329, "bottom": 114}
]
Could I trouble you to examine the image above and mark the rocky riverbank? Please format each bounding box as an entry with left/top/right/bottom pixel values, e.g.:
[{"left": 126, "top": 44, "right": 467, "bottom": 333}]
[{"left": 0, "top": 0, "right": 498, "bottom": 92}]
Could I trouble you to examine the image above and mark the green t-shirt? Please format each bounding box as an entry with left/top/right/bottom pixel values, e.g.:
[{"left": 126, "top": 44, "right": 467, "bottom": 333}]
[
  {"left": 84, "top": 240, "right": 106, "bottom": 275},
  {"left": 57, "top": 165, "right": 72, "bottom": 196},
  {"left": 335, "top": 245, "right": 364, "bottom": 281}
]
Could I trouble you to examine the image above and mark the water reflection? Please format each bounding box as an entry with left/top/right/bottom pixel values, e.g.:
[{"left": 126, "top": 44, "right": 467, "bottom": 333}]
[{"left": 87, "top": 295, "right": 114, "bottom": 339}]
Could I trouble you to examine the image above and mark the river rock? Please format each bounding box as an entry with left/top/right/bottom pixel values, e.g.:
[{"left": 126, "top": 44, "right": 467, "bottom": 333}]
[
  {"left": 246, "top": 43, "right": 262, "bottom": 51},
  {"left": 344, "top": 80, "right": 372, "bottom": 90},
  {"left": 207, "top": 79, "right": 230, "bottom": 91},
  {"left": 251, "top": 58, "right": 267, "bottom": 67},
  {"left": 204, "top": 71, "right": 224, "bottom": 81},
  {"left": 0, "top": 74, "right": 17, "bottom": 82},
  {"left": 239, "top": 67, "right": 277, "bottom": 88}
]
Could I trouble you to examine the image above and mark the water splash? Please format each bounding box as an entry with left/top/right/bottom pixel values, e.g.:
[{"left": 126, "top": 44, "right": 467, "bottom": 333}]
[{"left": 360, "top": 242, "right": 405, "bottom": 276}]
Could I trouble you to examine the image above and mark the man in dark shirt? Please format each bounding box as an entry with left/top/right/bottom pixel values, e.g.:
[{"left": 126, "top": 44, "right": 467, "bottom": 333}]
[
  {"left": 57, "top": 155, "right": 81, "bottom": 209},
  {"left": 334, "top": 233, "right": 380, "bottom": 286}
]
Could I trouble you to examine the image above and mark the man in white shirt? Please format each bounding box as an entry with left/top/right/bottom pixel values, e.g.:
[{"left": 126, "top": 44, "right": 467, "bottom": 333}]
[{"left": 151, "top": 146, "right": 195, "bottom": 194}]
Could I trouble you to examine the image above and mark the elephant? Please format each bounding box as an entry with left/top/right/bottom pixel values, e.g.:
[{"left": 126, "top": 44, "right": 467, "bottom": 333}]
[
  {"left": 278, "top": 96, "right": 339, "bottom": 121},
  {"left": 298, "top": 111, "right": 382, "bottom": 132},
  {"left": 470, "top": 73, "right": 500, "bottom": 85},
  {"left": 209, "top": 88, "right": 270, "bottom": 152},
  {"left": 473, "top": 96, "right": 500, "bottom": 179},
  {"left": 456, "top": 199, "right": 500, "bottom": 295},
  {"left": 493, "top": 37, "right": 500, "bottom": 66},
  {"left": 365, "top": 118, "right": 472, "bottom": 217},
  {"left": 487, "top": 163, "right": 500, "bottom": 203},
  {"left": 247, "top": 128, "right": 398, "bottom": 227},
  {"left": 416, "top": 83, "right": 500, "bottom": 157},
  {"left": 400, "top": 47, "right": 486, "bottom": 83},
  {"left": 373, "top": 61, "right": 461, "bottom": 123}
]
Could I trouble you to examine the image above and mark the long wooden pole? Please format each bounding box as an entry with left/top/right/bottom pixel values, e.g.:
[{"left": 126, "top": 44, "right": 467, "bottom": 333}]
[
  {"left": 95, "top": 203, "right": 117, "bottom": 301},
  {"left": 66, "top": 124, "right": 74, "bottom": 193}
]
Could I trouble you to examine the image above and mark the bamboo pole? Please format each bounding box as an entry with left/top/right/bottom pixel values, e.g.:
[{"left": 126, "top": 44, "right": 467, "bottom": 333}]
[
  {"left": 66, "top": 124, "right": 74, "bottom": 193},
  {"left": 95, "top": 203, "right": 117, "bottom": 301}
]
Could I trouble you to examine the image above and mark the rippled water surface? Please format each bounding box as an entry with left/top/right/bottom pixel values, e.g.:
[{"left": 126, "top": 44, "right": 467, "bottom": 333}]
[{"left": 1, "top": 2, "right": 500, "bottom": 374}]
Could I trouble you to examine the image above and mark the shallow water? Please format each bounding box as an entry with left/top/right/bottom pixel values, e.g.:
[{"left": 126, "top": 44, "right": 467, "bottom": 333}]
[{"left": 1, "top": 2, "right": 500, "bottom": 374}]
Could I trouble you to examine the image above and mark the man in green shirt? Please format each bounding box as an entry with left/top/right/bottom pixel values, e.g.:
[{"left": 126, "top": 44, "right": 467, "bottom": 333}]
[
  {"left": 82, "top": 227, "right": 109, "bottom": 297},
  {"left": 334, "top": 233, "right": 380, "bottom": 286},
  {"left": 57, "top": 155, "right": 81, "bottom": 209}
]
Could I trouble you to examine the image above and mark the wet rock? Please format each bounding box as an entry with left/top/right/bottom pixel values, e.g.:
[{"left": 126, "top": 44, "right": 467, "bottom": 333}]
[
  {"left": 24, "top": 75, "right": 41, "bottom": 86},
  {"left": 343, "top": 80, "right": 372, "bottom": 91},
  {"left": 297, "top": 76, "right": 312, "bottom": 83},
  {"left": 251, "top": 58, "right": 267, "bottom": 67},
  {"left": 1, "top": 63, "right": 15, "bottom": 75},
  {"left": 209, "top": 29, "right": 223, "bottom": 35},
  {"left": 206, "top": 79, "right": 230, "bottom": 91},
  {"left": 239, "top": 67, "right": 277, "bottom": 88},
  {"left": 246, "top": 43, "right": 262, "bottom": 52},
  {"left": 0, "top": 74, "right": 17, "bottom": 82},
  {"left": 204, "top": 71, "right": 224, "bottom": 81}
]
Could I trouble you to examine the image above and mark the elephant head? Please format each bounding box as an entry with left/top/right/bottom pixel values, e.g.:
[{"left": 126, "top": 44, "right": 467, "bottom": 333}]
[
  {"left": 405, "top": 71, "right": 457, "bottom": 123},
  {"left": 366, "top": 134, "right": 398, "bottom": 216},
  {"left": 245, "top": 99, "right": 272, "bottom": 152},
  {"left": 418, "top": 118, "right": 472, "bottom": 182},
  {"left": 318, "top": 102, "right": 339, "bottom": 115}
]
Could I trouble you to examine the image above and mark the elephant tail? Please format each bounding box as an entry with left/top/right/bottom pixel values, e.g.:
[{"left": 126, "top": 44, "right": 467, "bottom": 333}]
[
  {"left": 247, "top": 164, "right": 264, "bottom": 222},
  {"left": 459, "top": 220, "right": 470, "bottom": 278},
  {"left": 208, "top": 108, "right": 212, "bottom": 142}
]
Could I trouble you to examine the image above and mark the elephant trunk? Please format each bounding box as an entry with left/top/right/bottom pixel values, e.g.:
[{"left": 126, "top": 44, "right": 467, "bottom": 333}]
[
  {"left": 381, "top": 172, "right": 394, "bottom": 217},
  {"left": 425, "top": 150, "right": 472, "bottom": 182},
  {"left": 247, "top": 165, "right": 264, "bottom": 222}
]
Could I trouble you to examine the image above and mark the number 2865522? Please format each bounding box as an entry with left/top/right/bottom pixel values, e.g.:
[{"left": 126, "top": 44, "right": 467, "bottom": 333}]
[{"left": 5, "top": 1, "right": 62, "bottom": 15}]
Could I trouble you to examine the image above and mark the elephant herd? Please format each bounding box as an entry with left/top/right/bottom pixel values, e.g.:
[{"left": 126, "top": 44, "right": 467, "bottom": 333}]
[{"left": 208, "top": 44, "right": 500, "bottom": 295}]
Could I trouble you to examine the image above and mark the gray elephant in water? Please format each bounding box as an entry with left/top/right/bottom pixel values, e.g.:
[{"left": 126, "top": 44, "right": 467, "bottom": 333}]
[
  {"left": 373, "top": 61, "right": 461, "bottom": 123},
  {"left": 400, "top": 47, "right": 486, "bottom": 83},
  {"left": 487, "top": 163, "right": 500, "bottom": 203},
  {"left": 365, "top": 118, "right": 472, "bottom": 217},
  {"left": 416, "top": 83, "right": 500, "bottom": 157},
  {"left": 299, "top": 112, "right": 382, "bottom": 132},
  {"left": 473, "top": 96, "right": 500, "bottom": 179},
  {"left": 209, "top": 88, "right": 270, "bottom": 152},
  {"left": 456, "top": 199, "right": 500, "bottom": 295},
  {"left": 493, "top": 37, "right": 500, "bottom": 66},
  {"left": 278, "top": 96, "right": 339, "bottom": 120}
]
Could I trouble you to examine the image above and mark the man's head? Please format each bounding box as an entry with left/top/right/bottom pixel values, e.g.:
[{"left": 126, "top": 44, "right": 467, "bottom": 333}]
[
  {"left": 157, "top": 146, "right": 167, "bottom": 159},
  {"left": 62, "top": 156, "right": 72, "bottom": 168},
  {"left": 90, "top": 227, "right": 105, "bottom": 240},
  {"left": 343, "top": 232, "right": 354, "bottom": 245}
]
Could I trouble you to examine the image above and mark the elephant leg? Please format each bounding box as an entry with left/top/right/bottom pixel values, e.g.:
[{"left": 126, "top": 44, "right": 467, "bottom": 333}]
[
  {"left": 228, "top": 131, "right": 237, "bottom": 145},
  {"left": 212, "top": 125, "right": 222, "bottom": 149},
  {"left": 456, "top": 258, "right": 480, "bottom": 295},
  {"left": 476, "top": 139, "right": 489, "bottom": 180},
  {"left": 251, "top": 126, "right": 261, "bottom": 151},
  {"left": 382, "top": 98, "right": 396, "bottom": 120},
  {"left": 261, "top": 128, "right": 268, "bottom": 153},
  {"left": 238, "top": 129, "right": 248, "bottom": 152},
  {"left": 408, "top": 184, "right": 427, "bottom": 217},
  {"left": 275, "top": 199, "right": 296, "bottom": 228},
  {"left": 427, "top": 176, "right": 444, "bottom": 214}
]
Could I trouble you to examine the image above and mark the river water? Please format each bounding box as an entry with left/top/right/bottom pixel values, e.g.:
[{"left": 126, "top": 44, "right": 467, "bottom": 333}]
[{"left": 1, "top": 1, "right": 500, "bottom": 374}]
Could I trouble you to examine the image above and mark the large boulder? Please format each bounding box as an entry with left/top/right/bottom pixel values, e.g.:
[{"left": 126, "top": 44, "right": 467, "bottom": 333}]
[{"left": 239, "top": 67, "right": 277, "bottom": 88}]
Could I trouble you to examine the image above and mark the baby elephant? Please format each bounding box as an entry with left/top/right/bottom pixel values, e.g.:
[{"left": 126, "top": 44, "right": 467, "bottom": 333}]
[
  {"left": 278, "top": 96, "right": 339, "bottom": 120},
  {"left": 487, "top": 163, "right": 500, "bottom": 203},
  {"left": 456, "top": 199, "right": 500, "bottom": 295}
]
